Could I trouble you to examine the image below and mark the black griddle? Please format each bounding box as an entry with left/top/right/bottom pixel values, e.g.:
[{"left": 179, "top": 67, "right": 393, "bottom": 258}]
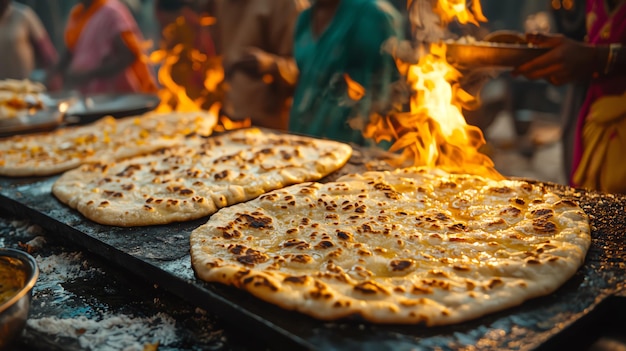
[{"left": 1, "top": 154, "right": 625, "bottom": 351}]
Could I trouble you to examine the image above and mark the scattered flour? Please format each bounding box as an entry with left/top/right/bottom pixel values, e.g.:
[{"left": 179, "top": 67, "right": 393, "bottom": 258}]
[
  {"left": 27, "top": 313, "right": 178, "bottom": 351},
  {"left": 34, "top": 252, "right": 91, "bottom": 292},
  {"left": 3, "top": 216, "right": 219, "bottom": 350}
]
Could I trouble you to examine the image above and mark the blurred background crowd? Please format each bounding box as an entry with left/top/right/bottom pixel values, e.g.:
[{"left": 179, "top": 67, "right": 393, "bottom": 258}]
[{"left": 4, "top": 0, "right": 625, "bottom": 195}]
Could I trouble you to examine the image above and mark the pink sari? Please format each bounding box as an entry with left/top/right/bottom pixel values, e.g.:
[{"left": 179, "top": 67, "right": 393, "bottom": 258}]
[
  {"left": 66, "top": 0, "right": 156, "bottom": 94},
  {"left": 571, "top": 0, "right": 626, "bottom": 190}
]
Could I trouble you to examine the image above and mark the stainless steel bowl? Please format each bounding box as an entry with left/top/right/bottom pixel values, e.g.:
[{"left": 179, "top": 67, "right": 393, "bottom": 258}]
[
  {"left": 445, "top": 42, "right": 550, "bottom": 69},
  {"left": 0, "top": 248, "right": 39, "bottom": 351}
]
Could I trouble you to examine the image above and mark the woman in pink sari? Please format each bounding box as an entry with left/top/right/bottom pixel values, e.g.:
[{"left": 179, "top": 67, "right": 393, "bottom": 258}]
[
  {"left": 514, "top": 0, "right": 626, "bottom": 193},
  {"left": 48, "top": 0, "right": 157, "bottom": 94}
]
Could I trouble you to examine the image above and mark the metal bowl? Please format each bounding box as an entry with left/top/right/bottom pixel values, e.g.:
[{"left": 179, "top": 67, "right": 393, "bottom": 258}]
[
  {"left": 0, "top": 248, "right": 39, "bottom": 351},
  {"left": 445, "top": 41, "right": 550, "bottom": 69}
]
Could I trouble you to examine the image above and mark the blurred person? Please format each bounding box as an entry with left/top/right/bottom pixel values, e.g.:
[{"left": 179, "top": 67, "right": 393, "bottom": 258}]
[
  {"left": 214, "top": 0, "right": 303, "bottom": 130},
  {"left": 47, "top": 0, "right": 157, "bottom": 94},
  {"left": 552, "top": 0, "right": 587, "bottom": 42},
  {"left": 551, "top": 0, "right": 587, "bottom": 182},
  {"left": 14, "top": 0, "right": 77, "bottom": 51},
  {"left": 155, "top": 0, "right": 217, "bottom": 105},
  {"left": 288, "top": 0, "right": 402, "bottom": 145},
  {"left": 513, "top": 0, "right": 626, "bottom": 193},
  {"left": 459, "top": 1, "right": 561, "bottom": 158},
  {"left": 0, "top": 0, "right": 57, "bottom": 80}
]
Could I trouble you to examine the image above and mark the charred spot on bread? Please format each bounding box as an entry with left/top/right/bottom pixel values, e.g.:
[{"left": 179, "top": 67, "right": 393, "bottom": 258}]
[
  {"left": 242, "top": 274, "right": 278, "bottom": 291},
  {"left": 236, "top": 248, "right": 269, "bottom": 266},
  {"left": 390, "top": 259, "right": 414, "bottom": 272},
  {"left": 500, "top": 206, "right": 522, "bottom": 217},
  {"left": 336, "top": 230, "right": 353, "bottom": 241},
  {"left": 283, "top": 275, "right": 309, "bottom": 284},
  {"left": 315, "top": 240, "right": 335, "bottom": 249},
  {"left": 353, "top": 281, "right": 390, "bottom": 295},
  {"left": 236, "top": 212, "right": 273, "bottom": 229},
  {"left": 532, "top": 217, "right": 558, "bottom": 235}
]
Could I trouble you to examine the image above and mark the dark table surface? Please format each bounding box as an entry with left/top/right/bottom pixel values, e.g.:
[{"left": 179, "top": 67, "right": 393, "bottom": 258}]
[
  {"left": 2, "top": 159, "right": 626, "bottom": 350},
  {"left": 1, "top": 215, "right": 269, "bottom": 351},
  {"left": 1, "top": 212, "right": 622, "bottom": 351}
]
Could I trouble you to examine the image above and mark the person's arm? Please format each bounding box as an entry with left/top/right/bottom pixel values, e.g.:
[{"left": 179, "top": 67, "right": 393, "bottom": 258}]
[
  {"left": 346, "top": 2, "right": 402, "bottom": 113},
  {"left": 49, "top": 49, "right": 72, "bottom": 77},
  {"left": 23, "top": 6, "right": 58, "bottom": 70},
  {"left": 512, "top": 33, "right": 626, "bottom": 85},
  {"left": 44, "top": 49, "right": 71, "bottom": 91},
  {"left": 232, "top": 47, "right": 299, "bottom": 86},
  {"left": 265, "top": 0, "right": 300, "bottom": 87},
  {"left": 227, "top": 0, "right": 300, "bottom": 87}
]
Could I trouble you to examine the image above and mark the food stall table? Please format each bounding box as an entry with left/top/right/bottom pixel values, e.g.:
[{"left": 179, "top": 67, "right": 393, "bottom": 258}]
[{"left": 1, "top": 150, "right": 626, "bottom": 350}]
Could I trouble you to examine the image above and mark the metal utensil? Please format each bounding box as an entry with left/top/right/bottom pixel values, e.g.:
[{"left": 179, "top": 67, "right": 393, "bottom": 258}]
[
  {"left": 445, "top": 31, "right": 551, "bottom": 69},
  {"left": 0, "top": 104, "right": 66, "bottom": 137},
  {"left": 0, "top": 248, "right": 39, "bottom": 351},
  {"left": 64, "top": 93, "right": 161, "bottom": 124},
  {"left": 482, "top": 30, "right": 528, "bottom": 44}
]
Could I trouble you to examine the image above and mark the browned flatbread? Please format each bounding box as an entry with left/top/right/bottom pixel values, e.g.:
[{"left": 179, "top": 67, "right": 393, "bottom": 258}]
[
  {"left": 190, "top": 167, "right": 590, "bottom": 325},
  {"left": 0, "top": 79, "right": 47, "bottom": 120},
  {"left": 52, "top": 128, "right": 352, "bottom": 226},
  {"left": 0, "top": 111, "right": 217, "bottom": 177}
]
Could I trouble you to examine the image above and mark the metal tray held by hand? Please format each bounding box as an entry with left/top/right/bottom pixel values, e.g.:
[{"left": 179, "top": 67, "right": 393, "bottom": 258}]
[{"left": 445, "top": 31, "right": 551, "bottom": 69}]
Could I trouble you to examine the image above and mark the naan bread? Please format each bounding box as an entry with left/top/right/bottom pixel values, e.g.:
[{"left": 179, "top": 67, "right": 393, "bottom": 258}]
[
  {"left": 0, "top": 79, "right": 45, "bottom": 93},
  {"left": 0, "top": 79, "right": 46, "bottom": 120},
  {"left": 52, "top": 128, "right": 352, "bottom": 226},
  {"left": 190, "top": 167, "right": 591, "bottom": 325},
  {"left": 0, "top": 111, "right": 217, "bottom": 176}
]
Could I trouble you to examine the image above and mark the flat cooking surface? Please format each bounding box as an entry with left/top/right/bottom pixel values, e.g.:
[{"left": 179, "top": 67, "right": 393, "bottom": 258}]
[{"left": 1, "top": 151, "right": 625, "bottom": 350}]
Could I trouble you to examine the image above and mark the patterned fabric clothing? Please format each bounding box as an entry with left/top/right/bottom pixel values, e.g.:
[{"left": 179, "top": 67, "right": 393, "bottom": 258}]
[{"left": 65, "top": 0, "right": 156, "bottom": 94}]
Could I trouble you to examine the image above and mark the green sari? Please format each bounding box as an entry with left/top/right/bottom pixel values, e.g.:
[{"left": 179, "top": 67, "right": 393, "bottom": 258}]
[{"left": 288, "top": 0, "right": 402, "bottom": 145}]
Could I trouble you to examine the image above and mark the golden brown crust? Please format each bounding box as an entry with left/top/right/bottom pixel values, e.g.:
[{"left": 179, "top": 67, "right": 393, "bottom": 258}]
[
  {"left": 0, "top": 111, "right": 217, "bottom": 177},
  {"left": 0, "top": 79, "right": 47, "bottom": 120},
  {"left": 190, "top": 167, "right": 591, "bottom": 325},
  {"left": 52, "top": 128, "right": 352, "bottom": 226}
]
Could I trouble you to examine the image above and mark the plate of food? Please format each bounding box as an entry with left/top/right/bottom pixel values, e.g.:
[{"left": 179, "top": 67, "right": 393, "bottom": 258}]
[
  {"left": 445, "top": 31, "right": 551, "bottom": 68},
  {"left": 0, "top": 79, "right": 67, "bottom": 137}
]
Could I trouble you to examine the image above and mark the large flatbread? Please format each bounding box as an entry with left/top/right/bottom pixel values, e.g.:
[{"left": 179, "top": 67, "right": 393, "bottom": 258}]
[
  {"left": 0, "top": 79, "right": 46, "bottom": 120},
  {"left": 190, "top": 167, "right": 591, "bottom": 325},
  {"left": 0, "top": 111, "right": 217, "bottom": 177},
  {"left": 52, "top": 128, "right": 352, "bottom": 226}
]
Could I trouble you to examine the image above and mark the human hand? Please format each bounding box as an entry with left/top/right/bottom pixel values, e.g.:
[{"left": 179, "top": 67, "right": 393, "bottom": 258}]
[
  {"left": 63, "top": 71, "right": 92, "bottom": 89},
  {"left": 230, "top": 47, "right": 277, "bottom": 77},
  {"left": 43, "top": 71, "right": 63, "bottom": 92},
  {"left": 512, "top": 33, "right": 598, "bottom": 85}
]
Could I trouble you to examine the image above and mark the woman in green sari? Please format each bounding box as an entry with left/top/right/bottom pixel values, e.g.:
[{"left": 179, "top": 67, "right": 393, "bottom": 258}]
[{"left": 288, "top": 0, "right": 402, "bottom": 145}]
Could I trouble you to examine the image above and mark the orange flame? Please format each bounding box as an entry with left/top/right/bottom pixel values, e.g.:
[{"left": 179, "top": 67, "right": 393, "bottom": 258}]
[
  {"left": 435, "top": 0, "right": 487, "bottom": 26},
  {"left": 150, "top": 17, "right": 249, "bottom": 131},
  {"left": 365, "top": 0, "right": 500, "bottom": 179},
  {"left": 150, "top": 44, "right": 200, "bottom": 113},
  {"left": 344, "top": 74, "right": 366, "bottom": 101}
]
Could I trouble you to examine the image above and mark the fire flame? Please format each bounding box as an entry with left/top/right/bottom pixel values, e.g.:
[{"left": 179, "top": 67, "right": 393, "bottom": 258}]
[
  {"left": 434, "top": 0, "right": 487, "bottom": 26},
  {"left": 150, "top": 16, "right": 250, "bottom": 132},
  {"left": 365, "top": 0, "right": 501, "bottom": 179},
  {"left": 150, "top": 1, "right": 501, "bottom": 179},
  {"left": 344, "top": 74, "right": 366, "bottom": 101}
]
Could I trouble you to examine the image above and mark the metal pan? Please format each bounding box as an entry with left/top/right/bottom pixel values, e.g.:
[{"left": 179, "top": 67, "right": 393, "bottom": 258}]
[
  {"left": 0, "top": 107, "right": 65, "bottom": 138},
  {"left": 445, "top": 41, "right": 550, "bottom": 68},
  {"left": 64, "top": 93, "right": 161, "bottom": 124}
]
